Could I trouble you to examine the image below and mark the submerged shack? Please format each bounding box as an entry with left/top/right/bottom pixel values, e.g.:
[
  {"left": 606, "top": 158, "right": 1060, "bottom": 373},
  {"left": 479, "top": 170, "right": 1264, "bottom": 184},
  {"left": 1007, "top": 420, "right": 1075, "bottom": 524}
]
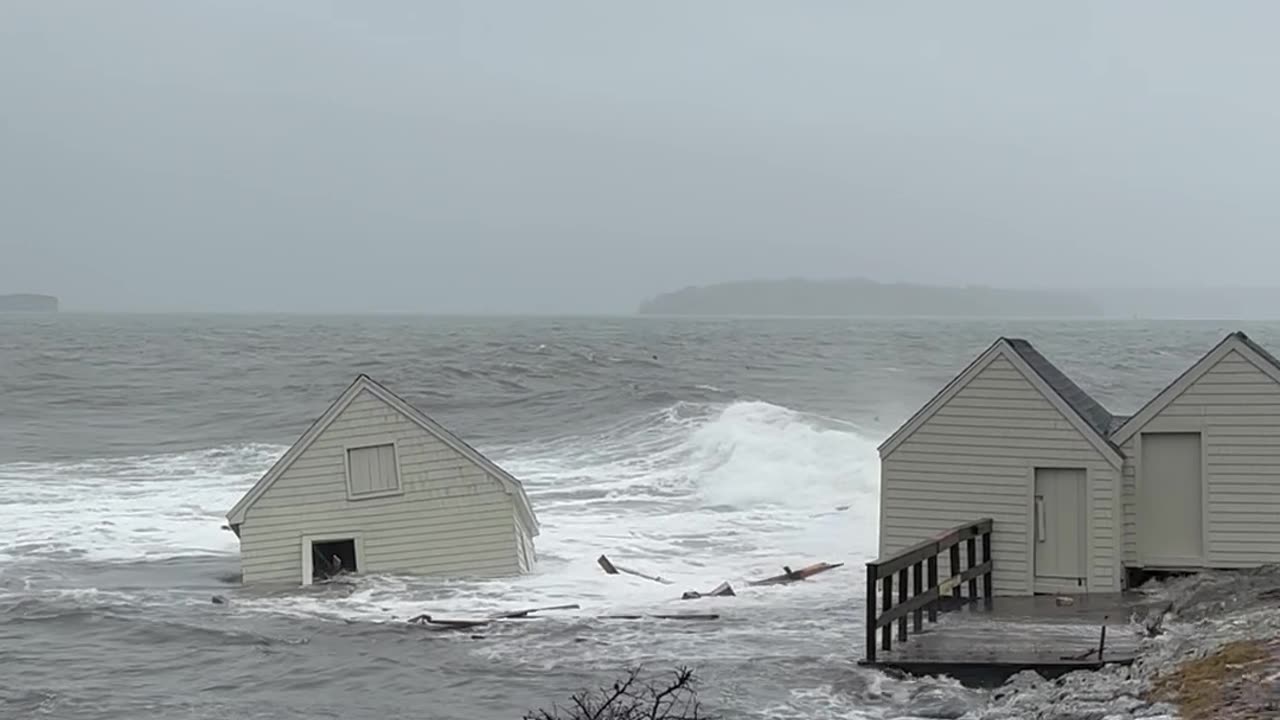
[{"left": 226, "top": 374, "right": 539, "bottom": 586}]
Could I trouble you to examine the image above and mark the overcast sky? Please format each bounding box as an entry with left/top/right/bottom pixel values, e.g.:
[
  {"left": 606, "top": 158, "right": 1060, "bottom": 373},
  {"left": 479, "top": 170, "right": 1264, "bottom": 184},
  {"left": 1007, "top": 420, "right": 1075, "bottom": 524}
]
[{"left": 2, "top": 2, "right": 1279, "bottom": 313}]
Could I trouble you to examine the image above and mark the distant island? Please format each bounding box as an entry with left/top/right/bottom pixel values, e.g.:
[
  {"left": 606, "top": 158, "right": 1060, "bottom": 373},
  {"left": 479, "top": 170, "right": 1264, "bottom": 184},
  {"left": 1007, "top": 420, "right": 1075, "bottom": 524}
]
[
  {"left": 0, "top": 294, "right": 59, "bottom": 312},
  {"left": 637, "top": 279, "right": 1101, "bottom": 317}
]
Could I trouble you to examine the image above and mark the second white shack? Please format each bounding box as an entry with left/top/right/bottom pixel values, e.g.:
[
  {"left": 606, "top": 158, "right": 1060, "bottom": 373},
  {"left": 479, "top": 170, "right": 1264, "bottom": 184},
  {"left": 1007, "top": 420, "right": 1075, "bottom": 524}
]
[
  {"left": 226, "top": 374, "right": 539, "bottom": 586},
  {"left": 877, "top": 331, "right": 1280, "bottom": 596}
]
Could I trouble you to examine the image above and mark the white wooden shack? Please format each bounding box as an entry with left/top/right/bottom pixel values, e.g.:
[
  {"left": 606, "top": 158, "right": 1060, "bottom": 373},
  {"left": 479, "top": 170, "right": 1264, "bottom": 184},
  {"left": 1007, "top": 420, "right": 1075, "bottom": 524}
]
[
  {"left": 226, "top": 374, "right": 539, "bottom": 586},
  {"left": 877, "top": 331, "right": 1280, "bottom": 596}
]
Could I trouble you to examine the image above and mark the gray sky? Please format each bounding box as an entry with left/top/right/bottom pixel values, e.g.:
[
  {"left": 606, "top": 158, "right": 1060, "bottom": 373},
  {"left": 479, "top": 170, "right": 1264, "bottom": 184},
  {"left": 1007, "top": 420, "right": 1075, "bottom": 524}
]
[{"left": 3, "top": 1, "right": 1279, "bottom": 313}]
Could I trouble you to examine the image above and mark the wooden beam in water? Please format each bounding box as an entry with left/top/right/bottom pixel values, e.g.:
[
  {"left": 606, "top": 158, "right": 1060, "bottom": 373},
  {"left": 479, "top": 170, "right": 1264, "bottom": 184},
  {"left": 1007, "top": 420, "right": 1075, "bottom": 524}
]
[
  {"left": 681, "top": 582, "right": 735, "bottom": 600},
  {"left": 748, "top": 561, "right": 845, "bottom": 586},
  {"left": 407, "top": 603, "right": 581, "bottom": 628},
  {"left": 488, "top": 603, "right": 581, "bottom": 620},
  {"left": 597, "top": 554, "right": 674, "bottom": 585},
  {"left": 408, "top": 616, "right": 492, "bottom": 630},
  {"left": 601, "top": 613, "right": 720, "bottom": 621}
]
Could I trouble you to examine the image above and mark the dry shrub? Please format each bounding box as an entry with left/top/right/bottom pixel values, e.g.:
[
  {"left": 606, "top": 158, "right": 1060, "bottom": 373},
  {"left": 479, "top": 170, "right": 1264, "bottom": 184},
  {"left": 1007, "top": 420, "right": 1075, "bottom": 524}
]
[
  {"left": 523, "top": 666, "right": 713, "bottom": 720},
  {"left": 1147, "top": 640, "right": 1271, "bottom": 720}
]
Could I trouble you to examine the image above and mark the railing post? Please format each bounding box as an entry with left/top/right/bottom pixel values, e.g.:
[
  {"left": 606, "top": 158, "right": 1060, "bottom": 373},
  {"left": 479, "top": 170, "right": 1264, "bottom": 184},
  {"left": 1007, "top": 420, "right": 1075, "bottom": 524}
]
[
  {"left": 926, "top": 556, "right": 938, "bottom": 622},
  {"left": 912, "top": 561, "right": 924, "bottom": 633},
  {"left": 897, "top": 567, "right": 908, "bottom": 641},
  {"left": 966, "top": 536, "right": 978, "bottom": 598},
  {"left": 865, "top": 565, "right": 878, "bottom": 663},
  {"left": 881, "top": 572, "right": 893, "bottom": 652},
  {"left": 981, "top": 529, "right": 993, "bottom": 602},
  {"left": 949, "top": 544, "right": 961, "bottom": 600}
]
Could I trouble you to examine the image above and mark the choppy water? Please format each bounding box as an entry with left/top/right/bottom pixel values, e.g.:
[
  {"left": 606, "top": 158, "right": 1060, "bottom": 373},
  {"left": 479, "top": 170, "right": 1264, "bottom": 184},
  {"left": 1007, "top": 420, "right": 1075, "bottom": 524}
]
[{"left": 2, "top": 314, "right": 1276, "bottom": 719}]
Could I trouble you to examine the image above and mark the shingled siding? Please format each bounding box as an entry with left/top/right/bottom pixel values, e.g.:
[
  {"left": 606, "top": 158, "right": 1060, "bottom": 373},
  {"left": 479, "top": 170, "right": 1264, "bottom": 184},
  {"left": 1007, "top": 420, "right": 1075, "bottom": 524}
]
[
  {"left": 879, "top": 355, "right": 1120, "bottom": 595},
  {"left": 1121, "top": 349, "right": 1280, "bottom": 569},
  {"left": 239, "top": 389, "right": 522, "bottom": 585}
]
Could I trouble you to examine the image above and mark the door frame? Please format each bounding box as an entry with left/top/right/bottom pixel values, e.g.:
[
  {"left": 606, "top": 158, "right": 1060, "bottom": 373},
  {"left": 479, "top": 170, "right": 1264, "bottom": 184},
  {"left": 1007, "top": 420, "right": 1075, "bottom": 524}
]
[
  {"left": 1134, "top": 422, "right": 1209, "bottom": 568},
  {"left": 1027, "top": 465, "right": 1091, "bottom": 594},
  {"left": 300, "top": 532, "right": 365, "bottom": 586}
]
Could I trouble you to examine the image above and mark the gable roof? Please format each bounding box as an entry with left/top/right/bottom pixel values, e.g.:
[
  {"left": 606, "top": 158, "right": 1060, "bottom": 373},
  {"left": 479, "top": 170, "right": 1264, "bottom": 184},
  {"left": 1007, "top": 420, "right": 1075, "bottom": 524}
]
[
  {"left": 1110, "top": 331, "right": 1280, "bottom": 444},
  {"left": 226, "top": 374, "right": 539, "bottom": 534},
  {"left": 1004, "top": 338, "right": 1116, "bottom": 439},
  {"left": 878, "top": 337, "right": 1123, "bottom": 467}
]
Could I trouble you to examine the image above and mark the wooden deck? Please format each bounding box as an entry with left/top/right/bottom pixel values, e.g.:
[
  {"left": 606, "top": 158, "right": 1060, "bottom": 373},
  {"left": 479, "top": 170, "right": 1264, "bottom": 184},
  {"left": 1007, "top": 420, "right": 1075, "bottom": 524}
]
[
  {"left": 861, "top": 592, "right": 1162, "bottom": 687},
  {"left": 861, "top": 519, "right": 1167, "bottom": 687}
]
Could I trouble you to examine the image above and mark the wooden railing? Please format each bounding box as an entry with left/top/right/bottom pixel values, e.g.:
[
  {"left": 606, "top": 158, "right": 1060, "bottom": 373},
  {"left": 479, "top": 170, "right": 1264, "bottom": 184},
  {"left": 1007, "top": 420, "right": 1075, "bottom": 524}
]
[{"left": 864, "top": 518, "right": 994, "bottom": 663}]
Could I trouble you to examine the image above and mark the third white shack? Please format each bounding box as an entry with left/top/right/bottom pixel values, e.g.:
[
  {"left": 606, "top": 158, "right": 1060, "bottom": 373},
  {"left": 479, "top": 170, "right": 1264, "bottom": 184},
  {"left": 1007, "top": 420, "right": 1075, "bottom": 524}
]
[{"left": 226, "top": 374, "right": 539, "bottom": 586}]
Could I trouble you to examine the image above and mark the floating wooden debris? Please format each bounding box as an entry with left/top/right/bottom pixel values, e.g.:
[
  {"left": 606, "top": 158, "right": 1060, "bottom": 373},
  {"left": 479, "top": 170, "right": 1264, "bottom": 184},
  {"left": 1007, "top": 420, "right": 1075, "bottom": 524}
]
[
  {"left": 597, "top": 554, "right": 674, "bottom": 585},
  {"left": 601, "top": 613, "right": 720, "bottom": 621},
  {"left": 406, "top": 614, "right": 492, "bottom": 631},
  {"left": 747, "top": 561, "right": 845, "bottom": 586},
  {"left": 681, "top": 582, "right": 736, "bottom": 600},
  {"left": 488, "top": 603, "right": 581, "bottom": 620},
  {"left": 407, "top": 603, "right": 581, "bottom": 630},
  {"left": 410, "top": 606, "right": 717, "bottom": 630}
]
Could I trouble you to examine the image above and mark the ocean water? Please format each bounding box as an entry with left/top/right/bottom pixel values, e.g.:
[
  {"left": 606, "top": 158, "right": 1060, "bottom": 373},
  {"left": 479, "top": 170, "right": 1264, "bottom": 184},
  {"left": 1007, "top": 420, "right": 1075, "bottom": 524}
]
[{"left": 1, "top": 313, "right": 1275, "bottom": 720}]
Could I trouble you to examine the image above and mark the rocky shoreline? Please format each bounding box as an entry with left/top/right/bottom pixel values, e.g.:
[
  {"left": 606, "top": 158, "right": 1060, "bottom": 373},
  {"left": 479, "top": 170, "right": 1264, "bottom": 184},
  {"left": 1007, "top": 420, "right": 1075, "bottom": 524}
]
[{"left": 961, "top": 567, "right": 1280, "bottom": 720}]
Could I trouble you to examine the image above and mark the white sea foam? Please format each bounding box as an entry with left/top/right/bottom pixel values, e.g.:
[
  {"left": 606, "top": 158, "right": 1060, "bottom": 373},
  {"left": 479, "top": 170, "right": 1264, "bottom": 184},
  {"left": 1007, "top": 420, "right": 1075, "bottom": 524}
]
[
  {"left": 0, "top": 444, "right": 284, "bottom": 562},
  {"left": 2, "top": 400, "right": 883, "bottom": 624}
]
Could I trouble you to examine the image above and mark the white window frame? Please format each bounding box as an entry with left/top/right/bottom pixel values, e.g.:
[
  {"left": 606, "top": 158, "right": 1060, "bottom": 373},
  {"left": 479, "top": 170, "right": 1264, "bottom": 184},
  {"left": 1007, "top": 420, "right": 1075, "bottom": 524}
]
[
  {"left": 343, "top": 440, "right": 403, "bottom": 500},
  {"left": 300, "top": 532, "right": 365, "bottom": 586}
]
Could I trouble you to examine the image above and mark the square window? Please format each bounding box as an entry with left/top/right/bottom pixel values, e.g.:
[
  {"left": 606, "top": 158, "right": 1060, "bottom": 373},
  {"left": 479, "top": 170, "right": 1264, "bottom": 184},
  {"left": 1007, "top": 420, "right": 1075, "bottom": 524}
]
[{"left": 346, "top": 443, "right": 401, "bottom": 498}]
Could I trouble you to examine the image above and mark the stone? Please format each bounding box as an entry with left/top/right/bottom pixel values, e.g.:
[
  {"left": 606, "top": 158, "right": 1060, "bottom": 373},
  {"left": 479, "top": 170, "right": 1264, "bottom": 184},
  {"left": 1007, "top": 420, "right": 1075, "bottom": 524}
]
[
  {"left": 1040, "top": 703, "right": 1112, "bottom": 720},
  {"left": 903, "top": 682, "right": 980, "bottom": 719},
  {"left": 1110, "top": 696, "right": 1147, "bottom": 714},
  {"left": 1001, "top": 669, "right": 1046, "bottom": 691}
]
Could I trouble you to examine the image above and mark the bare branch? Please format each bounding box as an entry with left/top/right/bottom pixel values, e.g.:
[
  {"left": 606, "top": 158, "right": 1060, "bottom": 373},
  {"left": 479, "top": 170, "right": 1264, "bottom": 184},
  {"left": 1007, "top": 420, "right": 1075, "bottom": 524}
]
[{"left": 522, "top": 667, "right": 712, "bottom": 720}]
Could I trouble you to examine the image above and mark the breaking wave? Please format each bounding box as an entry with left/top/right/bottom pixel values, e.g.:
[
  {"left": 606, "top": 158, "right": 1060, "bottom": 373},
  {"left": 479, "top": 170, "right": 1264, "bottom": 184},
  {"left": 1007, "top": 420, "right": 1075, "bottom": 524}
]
[{"left": 1, "top": 399, "right": 881, "bottom": 612}]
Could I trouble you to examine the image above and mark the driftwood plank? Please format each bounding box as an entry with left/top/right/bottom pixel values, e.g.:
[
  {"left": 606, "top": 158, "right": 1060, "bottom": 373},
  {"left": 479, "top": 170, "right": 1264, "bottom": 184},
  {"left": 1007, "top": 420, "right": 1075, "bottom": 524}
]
[
  {"left": 407, "top": 615, "right": 492, "bottom": 630},
  {"left": 488, "top": 603, "right": 581, "bottom": 620},
  {"left": 601, "top": 613, "right": 720, "bottom": 621},
  {"left": 409, "top": 603, "right": 582, "bottom": 627},
  {"left": 748, "top": 562, "right": 845, "bottom": 586},
  {"left": 681, "top": 582, "right": 736, "bottom": 600},
  {"left": 597, "top": 554, "right": 674, "bottom": 585}
]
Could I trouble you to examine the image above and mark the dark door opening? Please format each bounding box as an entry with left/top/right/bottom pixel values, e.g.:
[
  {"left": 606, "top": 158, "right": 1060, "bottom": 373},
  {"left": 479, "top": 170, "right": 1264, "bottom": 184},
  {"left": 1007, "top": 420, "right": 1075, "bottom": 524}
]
[{"left": 311, "top": 539, "right": 357, "bottom": 581}]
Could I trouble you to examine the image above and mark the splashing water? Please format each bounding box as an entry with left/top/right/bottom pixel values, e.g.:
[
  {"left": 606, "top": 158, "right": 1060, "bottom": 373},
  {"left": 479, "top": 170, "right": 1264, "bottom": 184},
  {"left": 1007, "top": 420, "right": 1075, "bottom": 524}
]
[{"left": 0, "top": 400, "right": 880, "bottom": 614}]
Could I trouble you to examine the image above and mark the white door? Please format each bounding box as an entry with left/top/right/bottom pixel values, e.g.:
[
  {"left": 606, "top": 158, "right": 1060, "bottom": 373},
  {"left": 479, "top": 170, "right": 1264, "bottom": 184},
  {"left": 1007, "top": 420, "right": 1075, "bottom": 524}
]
[
  {"left": 1034, "top": 467, "right": 1087, "bottom": 593},
  {"left": 1140, "top": 432, "right": 1203, "bottom": 566}
]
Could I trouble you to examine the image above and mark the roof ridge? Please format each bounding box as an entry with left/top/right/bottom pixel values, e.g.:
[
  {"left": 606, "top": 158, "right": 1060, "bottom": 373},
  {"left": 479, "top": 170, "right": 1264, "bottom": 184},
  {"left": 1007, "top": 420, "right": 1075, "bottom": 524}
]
[{"left": 1228, "top": 331, "right": 1280, "bottom": 374}]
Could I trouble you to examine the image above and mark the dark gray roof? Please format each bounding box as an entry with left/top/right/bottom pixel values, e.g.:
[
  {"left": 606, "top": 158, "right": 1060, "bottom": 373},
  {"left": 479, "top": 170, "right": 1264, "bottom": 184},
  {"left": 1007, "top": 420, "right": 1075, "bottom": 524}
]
[
  {"left": 1233, "top": 331, "right": 1280, "bottom": 374},
  {"left": 1004, "top": 338, "right": 1117, "bottom": 441}
]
